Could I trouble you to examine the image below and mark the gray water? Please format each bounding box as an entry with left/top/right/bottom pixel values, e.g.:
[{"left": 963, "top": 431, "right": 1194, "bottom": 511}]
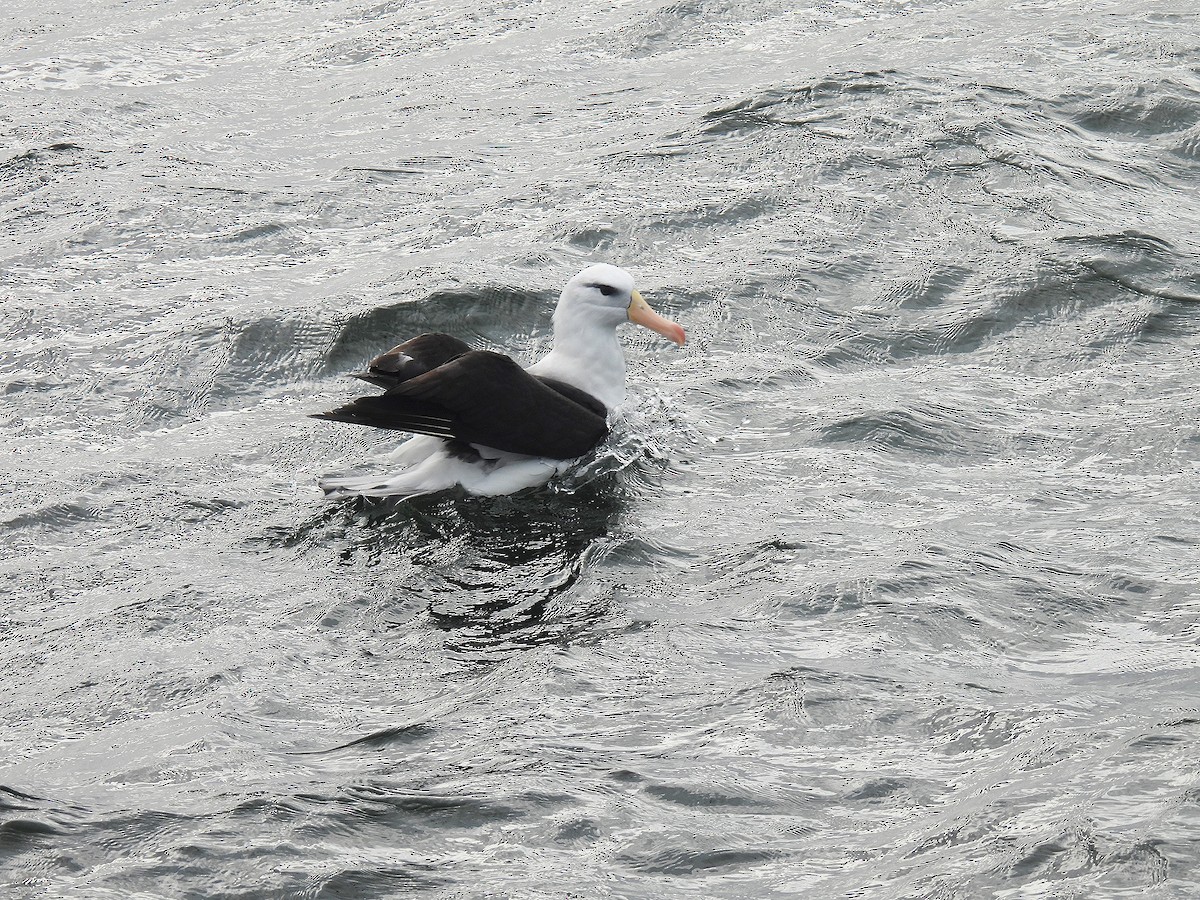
[{"left": 3, "top": 1, "right": 1200, "bottom": 897}]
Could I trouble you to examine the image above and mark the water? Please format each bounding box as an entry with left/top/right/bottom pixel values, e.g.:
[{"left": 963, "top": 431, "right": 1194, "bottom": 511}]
[{"left": 3, "top": 1, "right": 1200, "bottom": 896}]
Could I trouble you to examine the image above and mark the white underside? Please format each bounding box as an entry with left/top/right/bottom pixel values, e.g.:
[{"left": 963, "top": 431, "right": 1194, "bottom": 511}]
[{"left": 319, "top": 434, "right": 574, "bottom": 500}]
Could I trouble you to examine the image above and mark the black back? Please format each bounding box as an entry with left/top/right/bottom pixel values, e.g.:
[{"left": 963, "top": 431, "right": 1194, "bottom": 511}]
[
  {"left": 350, "top": 333, "right": 473, "bottom": 389},
  {"left": 313, "top": 337, "right": 609, "bottom": 459}
]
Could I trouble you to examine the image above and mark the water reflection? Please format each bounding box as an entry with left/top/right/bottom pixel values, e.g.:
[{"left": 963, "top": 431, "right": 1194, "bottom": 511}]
[
  {"left": 414, "top": 483, "right": 623, "bottom": 655},
  {"left": 266, "top": 478, "right": 625, "bottom": 659}
]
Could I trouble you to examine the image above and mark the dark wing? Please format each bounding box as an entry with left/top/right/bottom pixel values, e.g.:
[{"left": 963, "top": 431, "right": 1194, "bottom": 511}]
[
  {"left": 310, "top": 394, "right": 457, "bottom": 438},
  {"left": 350, "top": 333, "right": 474, "bottom": 389},
  {"left": 313, "top": 350, "right": 608, "bottom": 459},
  {"left": 534, "top": 376, "right": 607, "bottom": 419}
]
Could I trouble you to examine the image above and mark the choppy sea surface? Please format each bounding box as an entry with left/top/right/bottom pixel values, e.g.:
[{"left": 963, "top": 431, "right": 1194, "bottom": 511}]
[{"left": 4, "top": 1, "right": 1200, "bottom": 897}]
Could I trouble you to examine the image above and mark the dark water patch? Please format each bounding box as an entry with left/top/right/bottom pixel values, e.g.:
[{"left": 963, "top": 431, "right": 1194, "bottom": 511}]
[
  {"left": 802, "top": 294, "right": 995, "bottom": 368},
  {"left": 813, "top": 402, "right": 997, "bottom": 456},
  {"left": 115, "top": 319, "right": 237, "bottom": 428},
  {"left": 309, "top": 723, "right": 438, "bottom": 755},
  {"left": 90, "top": 809, "right": 200, "bottom": 857},
  {"left": 1149, "top": 532, "right": 1198, "bottom": 549},
  {"left": 776, "top": 534, "right": 1140, "bottom": 655},
  {"left": 334, "top": 784, "right": 525, "bottom": 830},
  {"left": 1113, "top": 298, "right": 1200, "bottom": 353},
  {"left": 1055, "top": 229, "right": 1200, "bottom": 312},
  {"left": 424, "top": 571, "right": 615, "bottom": 659},
  {"left": 341, "top": 157, "right": 460, "bottom": 183},
  {"left": 617, "top": 840, "right": 785, "bottom": 876},
  {"left": 673, "top": 68, "right": 1197, "bottom": 371},
  {"left": 1, "top": 497, "right": 106, "bottom": 532},
  {"left": 315, "top": 480, "right": 621, "bottom": 571},
  {"left": 1169, "top": 124, "right": 1200, "bottom": 160},
  {"left": 34, "top": 665, "right": 222, "bottom": 728},
  {"left": 699, "top": 71, "right": 909, "bottom": 137},
  {"left": 906, "top": 816, "right": 1001, "bottom": 860},
  {"left": 648, "top": 195, "right": 774, "bottom": 233},
  {"left": 607, "top": 768, "right": 645, "bottom": 785},
  {"left": 9, "top": 489, "right": 249, "bottom": 556},
  {"left": 214, "top": 313, "right": 333, "bottom": 396},
  {"left": 0, "top": 786, "right": 53, "bottom": 811},
  {"left": 32, "top": 168, "right": 346, "bottom": 272},
  {"left": 553, "top": 816, "right": 603, "bottom": 847},
  {"left": 643, "top": 781, "right": 764, "bottom": 810},
  {"left": 684, "top": 365, "right": 791, "bottom": 446},
  {"left": 308, "top": 865, "right": 455, "bottom": 898},
  {"left": 0, "top": 306, "right": 68, "bottom": 351},
  {"left": 3, "top": 305, "right": 329, "bottom": 433},
  {"left": 920, "top": 706, "right": 1040, "bottom": 757},
  {"left": 1061, "top": 77, "right": 1200, "bottom": 139},
  {"left": 884, "top": 595, "right": 994, "bottom": 647},
  {"left": 220, "top": 222, "right": 290, "bottom": 243},
  {"left": 907, "top": 542, "right": 1136, "bottom": 638},
  {"left": 1128, "top": 733, "right": 1187, "bottom": 750},
  {"left": 1, "top": 373, "right": 67, "bottom": 398},
  {"left": 791, "top": 579, "right": 873, "bottom": 616},
  {"left": 256, "top": 495, "right": 454, "bottom": 565},
  {"left": 255, "top": 503, "right": 349, "bottom": 553},
  {"left": 267, "top": 484, "right": 625, "bottom": 659},
  {"left": 807, "top": 255, "right": 1189, "bottom": 369},
  {"left": 660, "top": 538, "right": 817, "bottom": 619},
  {"left": 754, "top": 667, "right": 909, "bottom": 729},
  {"left": 621, "top": 0, "right": 713, "bottom": 57},
  {"left": 877, "top": 264, "right": 976, "bottom": 310},
  {"left": 1004, "top": 828, "right": 1169, "bottom": 889},
  {"left": 1099, "top": 573, "right": 1156, "bottom": 599},
  {"left": 562, "top": 223, "right": 620, "bottom": 251},
  {"left": 841, "top": 776, "right": 942, "bottom": 808},
  {"left": 1079, "top": 259, "right": 1200, "bottom": 307},
  {"left": 0, "top": 817, "right": 63, "bottom": 845},
  {"left": 1127, "top": 718, "right": 1200, "bottom": 752},
  {"left": 1056, "top": 230, "right": 1175, "bottom": 256},
  {"left": 627, "top": 68, "right": 1186, "bottom": 372},
  {"left": 310, "top": 0, "right": 544, "bottom": 65},
  {"left": 226, "top": 796, "right": 310, "bottom": 827},
  {"left": 0, "top": 786, "right": 87, "bottom": 862},
  {"left": 616, "top": 0, "right": 788, "bottom": 60},
  {"left": 0, "top": 142, "right": 107, "bottom": 202}
]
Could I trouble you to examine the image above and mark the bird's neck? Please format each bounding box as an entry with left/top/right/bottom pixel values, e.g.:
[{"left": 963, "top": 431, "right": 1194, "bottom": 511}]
[{"left": 531, "top": 320, "right": 626, "bottom": 412}]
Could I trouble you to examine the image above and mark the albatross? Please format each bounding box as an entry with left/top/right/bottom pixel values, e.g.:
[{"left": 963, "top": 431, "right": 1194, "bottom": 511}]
[{"left": 313, "top": 264, "right": 686, "bottom": 499}]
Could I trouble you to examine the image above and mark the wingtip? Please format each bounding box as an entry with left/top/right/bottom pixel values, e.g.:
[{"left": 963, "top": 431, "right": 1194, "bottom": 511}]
[{"left": 350, "top": 372, "right": 398, "bottom": 389}]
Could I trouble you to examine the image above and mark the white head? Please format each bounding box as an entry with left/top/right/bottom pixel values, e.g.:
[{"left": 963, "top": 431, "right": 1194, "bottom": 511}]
[
  {"left": 531, "top": 264, "right": 685, "bottom": 411},
  {"left": 553, "top": 264, "right": 686, "bottom": 346}
]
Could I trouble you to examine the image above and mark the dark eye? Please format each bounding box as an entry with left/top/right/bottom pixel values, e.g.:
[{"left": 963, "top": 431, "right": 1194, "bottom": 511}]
[{"left": 597, "top": 284, "right": 618, "bottom": 297}]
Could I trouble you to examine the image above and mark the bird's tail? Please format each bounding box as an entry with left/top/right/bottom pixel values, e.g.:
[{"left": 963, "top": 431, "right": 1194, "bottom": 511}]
[
  {"left": 319, "top": 451, "right": 569, "bottom": 500},
  {"left": 319, "top": 446, "right": 465, "bottom": 499},
  {"left": 318, "top": 473, "right": 430, "bottom": 500}
]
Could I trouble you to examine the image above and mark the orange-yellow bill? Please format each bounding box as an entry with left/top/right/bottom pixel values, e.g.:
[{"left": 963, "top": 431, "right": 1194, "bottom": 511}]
[{"left": 627, "top": 290, "right": 686, "bottom": 346}]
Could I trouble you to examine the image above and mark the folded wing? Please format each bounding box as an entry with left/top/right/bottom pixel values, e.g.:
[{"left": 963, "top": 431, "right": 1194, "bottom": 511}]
[
  {"left": 350, "top": 332, "right": 474, "bottom": 389},
  {"left": 313, "top": 348, "right": 608, "bottom": 459}
]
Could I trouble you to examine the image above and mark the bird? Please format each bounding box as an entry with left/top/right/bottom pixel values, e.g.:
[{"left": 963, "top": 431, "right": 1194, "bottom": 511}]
[{"left": 313, "top": 264, "right": 686, "bottom": 499}]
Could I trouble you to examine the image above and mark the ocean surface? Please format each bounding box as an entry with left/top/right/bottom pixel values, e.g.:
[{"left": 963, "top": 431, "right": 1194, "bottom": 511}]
[{"left": 3, "top": 1, "right": 1199, "bottom": 897}]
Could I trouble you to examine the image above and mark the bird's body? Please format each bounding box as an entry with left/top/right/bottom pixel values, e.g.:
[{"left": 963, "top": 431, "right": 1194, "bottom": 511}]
[{"left": 314, "top": 264, "right": 685, "bottom": 499}]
